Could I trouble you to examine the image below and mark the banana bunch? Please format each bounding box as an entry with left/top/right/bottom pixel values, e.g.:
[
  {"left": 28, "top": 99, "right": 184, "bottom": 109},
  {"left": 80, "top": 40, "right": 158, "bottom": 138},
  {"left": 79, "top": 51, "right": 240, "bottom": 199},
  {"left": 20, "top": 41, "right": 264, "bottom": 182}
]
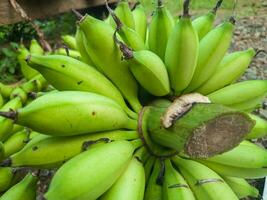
[{"left": 0, "top": 0, "right": 266, "bottom": 199}]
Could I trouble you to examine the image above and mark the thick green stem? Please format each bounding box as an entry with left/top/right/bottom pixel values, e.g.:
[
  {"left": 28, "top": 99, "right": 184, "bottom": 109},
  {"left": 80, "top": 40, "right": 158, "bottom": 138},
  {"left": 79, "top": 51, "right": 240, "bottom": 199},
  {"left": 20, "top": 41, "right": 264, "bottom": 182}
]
[{"left": 145, "top": 102, "right": 255, "bottom": 158}]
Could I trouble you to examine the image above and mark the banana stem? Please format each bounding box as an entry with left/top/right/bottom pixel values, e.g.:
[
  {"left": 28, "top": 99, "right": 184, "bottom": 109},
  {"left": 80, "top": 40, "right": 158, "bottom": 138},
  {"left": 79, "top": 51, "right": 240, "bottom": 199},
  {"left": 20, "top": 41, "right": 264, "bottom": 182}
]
[
  {"left": 0, "top": 110, "right": 17, "bottom": 121},
  {"left": 183, "top": 0, "right": 190, "bottom": 17},
  {"left": 131, "top": 139, "right": 143, "bottom": 149},
  {"left": 145, "top": 97, "right": 255, "bottom": 158},
  {"left": 127, "top": 118, "right": 138, "bottom": 130},
  {"left": 105, "top": 0, "right": 123, "bottom": 30},
  {"left": 212, "top": 0, "right": 223, "bottom": 14}
]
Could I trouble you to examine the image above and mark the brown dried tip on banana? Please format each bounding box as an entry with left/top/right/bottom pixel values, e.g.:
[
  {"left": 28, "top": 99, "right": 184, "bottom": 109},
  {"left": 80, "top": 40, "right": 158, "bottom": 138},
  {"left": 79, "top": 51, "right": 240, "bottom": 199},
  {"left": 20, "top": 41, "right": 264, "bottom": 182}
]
[{"left": 161, "top": 93, "right": 211, "bottom": 128}]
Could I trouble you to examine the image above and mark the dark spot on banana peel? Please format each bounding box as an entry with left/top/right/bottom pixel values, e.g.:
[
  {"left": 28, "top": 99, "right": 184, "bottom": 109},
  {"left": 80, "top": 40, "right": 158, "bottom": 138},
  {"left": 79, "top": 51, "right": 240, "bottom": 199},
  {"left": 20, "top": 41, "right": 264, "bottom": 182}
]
[
  {"left": 32, "top": 146, "right": 38, "bottom": 151},
  {"left": 92, "top": 111, "right": 96, "bottom": 116},
  {"left": 168, "top": 184, "right": 189, "bottom": 188},
  {"left": 195, "top": 178, "right": 223, "bottom": 186},
  {"left": 77, "top": 80, "right": 83, "bottom": 85},
  {"left": 0, "top": 158, "right": 12, "bottom": 167},
  {"left": 61, "top": 64, "right": 65, "bottom": 68},
  {"left": 82, "top": 138, "right": 111, "bottom": 151}
]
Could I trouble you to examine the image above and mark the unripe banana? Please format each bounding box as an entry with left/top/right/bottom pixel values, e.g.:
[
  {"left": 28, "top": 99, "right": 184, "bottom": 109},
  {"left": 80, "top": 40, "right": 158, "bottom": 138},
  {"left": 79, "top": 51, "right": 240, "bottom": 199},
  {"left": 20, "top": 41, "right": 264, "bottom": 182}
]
[
  {"left": 54, "top": 48, "right": 81, "bottom": 60},
  {"left": 61, "top": 35, "right": 77, "bottom": 50},
  {"left": 132, "top": 3, "right": 147, "bottom": 42},
  {"left": 0, "top": 95, "right": 3, "bottom": 108},
  {"left": 0, "top": 97, "right": 22, "bottom": 141},
  {"left": 17, "top": 45, "right": 39, "bottom": 80},
  {"left": 0, "top": 83, "right": 16, "bottom": 100},
  {"left": 0, "top": 91, "right": 137, "bottom": 136},
  {"left": 192, "top": 0, "right": 223, "bottom": 40},
  {"left": 246, "top": 114, "right": 267, "bottom": 139},
  {"left": 229, "top": 94, "right": 265, "bottom": 112},
  {"left": 29, "top": 39, "right": 44, "bottom": 55},
  {"left": 119, "top": 47, "right": 170, "bottom": 96},
  {"left": 148, "top": 3, "right": 174, "bottom": 60},
  {"left": 163, "top": 159, "right": 195, "bottom": 200},
  {"left": 172, "top": 156, "right": 238, "bottom": 200},
  {"left": 107, "top": 4, "right": 146, "bottom": 51},
  {"left": 0, "top": 143, "right": 4, "bottom": 161},
  {"left": 78, "top": 14, "right": 141, "bottom": 112},
  {"left": 144, "top": 156, "right": 155, "bottom": 183},
  {"left": 100, "top": 157, "right": 145, "bottom": 200},
  {"left": 207, "top": 80, "right": 267, "bottom": 106},
  {"left": 9, "top": 130, "right": 138, "bottom": 168},
  {"left": 0, "top": 168, "right": 13, "bottom": 193},
  {"left": 165, "top": 2, "right": 199, "bottom": 94},
  {"left": 222, "top": 176, "right": 259, "bottom": 198},
  {"left": 9, "top": 125, "right": 24, "bottom": 136},
  {"left": 197, "top": 48, "right": 256, "bottom": 95},
  {"left": 198, "top": 160, "right": 267, "bottom": 179},
  {"left": 110, "top": 0, "right": 135, "bottom": 30},
  {"left": 0, "top": 173, "right": 37, "bottom": 200},
  {"left": 184, "top": 19, "right": 235, "bottom": 92},
  {"left": 2, "top": 129, "right": 32, "bottom": 159},
  {"left": 45, "top": 140, "right": 134, "bottom": 200},
  {"left": 10, "top": 74, "right": 47, "bottom": 104},
  {"left": 144, "top": 159, "right": 163, "bottom": 200},
  {"left": 27, "top": 54, "right": 137, "bottom": 119},
  {"left": 134, "top": 146, "right": 149, "bottom": 163},
  {"left": 197, "top": 140, "right": 267, "bottom": 168},
  {"left": 75, "top": 27, "right": 94, "bottom": 65}
]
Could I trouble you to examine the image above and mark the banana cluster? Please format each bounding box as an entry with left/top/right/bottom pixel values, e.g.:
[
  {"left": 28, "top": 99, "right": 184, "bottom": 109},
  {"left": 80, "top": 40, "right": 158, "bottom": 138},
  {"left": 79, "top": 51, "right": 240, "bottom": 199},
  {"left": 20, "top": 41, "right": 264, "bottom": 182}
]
[{"left": 0, "top": 0, "right": 266, "bottom": 199}]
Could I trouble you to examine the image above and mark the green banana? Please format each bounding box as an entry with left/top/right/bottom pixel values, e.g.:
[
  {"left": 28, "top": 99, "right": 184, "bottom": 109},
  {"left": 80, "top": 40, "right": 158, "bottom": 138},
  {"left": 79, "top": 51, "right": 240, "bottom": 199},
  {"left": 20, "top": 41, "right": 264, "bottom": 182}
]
[
  {"left": 107, "top": 4, "right": 146, "bottom": 51},
  {"left": 134, "top": 146, "right": 149, "bottom": 163},
  {"left": 165, "top": 0, "right": 199, "bottom": 94},
  {"left": 197, "top": 140, "right": 267, "bottom": 168},
  {"left": 0, "top": 168, "right": 13, "bottom": 193},
  {"left": 100, "top": 157, "right": 145, "bottom": 200},
  {"left": 27, "top": 54, "right": 137, "bottom": 119},
  {"left": 0, "top": 83, "right": 16, "bottom": 100},
  {"left": 29, "top": 39, "right": 44, "bottom": 55},
  {"left": 192, "top": 0, "right": 223, "bottom": 40},
  {"left": 8, "top": 130, "right": 138, "bottom": 168},
  {"left": 0, "top": 143, "right": 4, "bottom": 161},
  {"left": 61, "top": 35, "right": 77, "bottom": 50},
  {"left": 144, "top": 156, "right": 155, "bottom": 183},
  {"left": 172, "top": 156, "right": 238, "bottom": 200},
  {"left": 17, "top": 45, "right": 39, "bottom": 80},
  {"left": 54, "top": 48, "right": 81, "bottom": 60},
  {"left": 75, "top": 27, "right": 94, "bottom": 65},
  {"left": 148, "top": 1, "right": 174, "bottom": 60},
  {"left": 144, "top": 159, "right": 163, "bottom": 200},
  {"left": 110, "top": 0, "right": 135, "bottom": 30},
  {"left": 45, "top": 140, "right": 134, "bottom": 200},
  {"left": 198, "top": 160, "right": 267, "bottom": 179},
  {"left": 132, "top": 3, "right": 147, "bottom": 42},
  {"left": 78, "top": 14, "right": 141, "bottom": 112},
  {"left": 163, "top": 159, "right": 195, "bottom": 200},
  {"left": 118, "top": 45, "right": 170, "bottom": 96},
  {"left": 0, "top": 91, "right": 137, "bottom": 136},
  {"left": 2, "top": 129, "right": 33, "bottom": 159},
  {"left": 229, "top": 93, "right": 266, "bottom": 111},
  {"left": 0, "top": 173, "right": 37, "bottom": 200},
  {"left": 184, "top": 19, "right": 235, "bottom": 92},
  {"left": 0, "top": 97, "right": 22, "bottom": 141},
  {"left": 222, "top": 176, "right": 259, "bottom": 198},
  {"left": 0, "top": 95, "right": 3, "bottom": 108},
  {"left": 197, "top": 48, "right": 256, "bottom": 95},
  {"left": 10, "top": 74, "right": 47, "bottom": 104},
  {"left": 207, "top": 80, "right": 267, "bottom": 106},
  {"left": 246, "top": 114, "right": 267, "bottom": 139},
  {"left": 9, "top": 125, "right": 24, "bottom": 136}
]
